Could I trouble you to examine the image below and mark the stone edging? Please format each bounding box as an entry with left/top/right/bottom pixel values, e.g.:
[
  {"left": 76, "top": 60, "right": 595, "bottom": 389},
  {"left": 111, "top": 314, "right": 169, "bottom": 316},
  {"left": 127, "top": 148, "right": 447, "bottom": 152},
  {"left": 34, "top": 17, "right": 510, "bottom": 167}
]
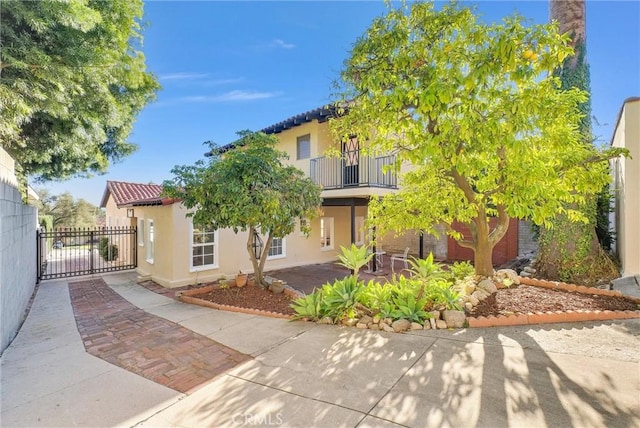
[
  {"left": 175, "top": 277, "right": 640, "bottom": 329},
  {"left": 468, "top": 276, "right": 640, "bottom": 328},
  {"left": 177, "top": 285, "right": 294, "bottom": 320}
]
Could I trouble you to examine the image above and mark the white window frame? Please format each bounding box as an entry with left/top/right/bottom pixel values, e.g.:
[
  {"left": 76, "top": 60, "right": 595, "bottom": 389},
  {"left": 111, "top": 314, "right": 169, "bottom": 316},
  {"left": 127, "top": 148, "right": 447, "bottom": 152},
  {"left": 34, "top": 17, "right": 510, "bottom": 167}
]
[
  {"left": 190, "top": 222, "right": 218, "bottom": 272},
  {"left": 137, "top": 219, "right": 145, "bottom": 247},
  {"left": 320, "top": 217, "right": 334, "bottom": 251},
  {"left": 146, "top": 219, "right": 154, "bottom": 264},
  {"left": 267, "top": 236, "right": 286, "bottom": 260},
  {"left": 296, "top": 134, "right": 311, "bottom": 160},
  {"left": 355, "top": 216, "right": 365, "bottom": 246}
]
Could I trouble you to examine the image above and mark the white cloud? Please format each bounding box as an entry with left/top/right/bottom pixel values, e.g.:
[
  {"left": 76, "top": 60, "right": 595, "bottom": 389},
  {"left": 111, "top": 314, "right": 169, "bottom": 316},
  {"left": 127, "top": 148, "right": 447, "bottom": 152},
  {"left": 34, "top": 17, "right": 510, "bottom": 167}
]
[
  {"left": 269, "top": 39, "right": 295, "bottom": 49},
  {"left": 181, "top": 90, "right": 280, "bottom": 103},
  {"left": 203, "top": 78, "right": 245, "bottom": 86},
  {"left": 159, "top": 72, "right": 210, "bottom": 81}
]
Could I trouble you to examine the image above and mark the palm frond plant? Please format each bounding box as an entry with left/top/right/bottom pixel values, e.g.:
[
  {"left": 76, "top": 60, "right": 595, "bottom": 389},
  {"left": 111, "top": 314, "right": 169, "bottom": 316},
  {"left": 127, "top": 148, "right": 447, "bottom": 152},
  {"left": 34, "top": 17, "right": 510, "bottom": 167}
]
[
  {"left": 407, "top": 252, "right": 448, "bottom": 300},
  {"left": 337, "top": 244, "right": 373, "bottom": 279}
]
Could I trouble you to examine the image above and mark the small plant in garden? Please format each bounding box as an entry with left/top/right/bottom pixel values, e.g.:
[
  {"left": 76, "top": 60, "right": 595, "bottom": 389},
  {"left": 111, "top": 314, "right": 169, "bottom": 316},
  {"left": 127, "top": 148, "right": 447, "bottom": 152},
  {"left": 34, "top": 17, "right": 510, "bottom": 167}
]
[
  {"left": 448, "top": 261, "right": 475, "bottom": 282},
  {"left": 424, "top": 280, "right": 462, "bottom": 311},
  {"left": 321, "top": 275, "right": 364, "bottom": 321},
  {"left": 407, "top": 253, "right": 446, "bottom": 281},
  {"left": 291, "top": 291, "right": 326, "bottom": 321},
  {"left": 407, "top": 253, "right": 448, "bottom": 300},
  {"left": 336, "top": 244, "right": 373, "bottom": 278},
  {"left": 391, "top": 294, "right": 430, "bottom": 324},
  {"left": 359, "top": 281, "right": 393, "bottom": 314},
  {"left": 390, "top": 275, "right": 422, "bottom": 300}
]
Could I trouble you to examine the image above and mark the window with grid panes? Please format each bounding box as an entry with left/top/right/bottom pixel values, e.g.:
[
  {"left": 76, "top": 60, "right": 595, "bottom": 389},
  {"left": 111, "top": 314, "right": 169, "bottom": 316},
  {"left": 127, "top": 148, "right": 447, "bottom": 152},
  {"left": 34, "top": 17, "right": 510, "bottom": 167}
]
[{"left": 191, "top": 223, "right": 218, "bottom": 270}]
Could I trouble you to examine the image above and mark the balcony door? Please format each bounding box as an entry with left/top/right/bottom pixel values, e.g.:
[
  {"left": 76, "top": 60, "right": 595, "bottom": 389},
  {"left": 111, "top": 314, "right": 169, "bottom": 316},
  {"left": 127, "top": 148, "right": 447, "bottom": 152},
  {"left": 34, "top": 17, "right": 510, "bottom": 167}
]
[{"left": 342, "top": 136, "right": 360, "bottom": 187}]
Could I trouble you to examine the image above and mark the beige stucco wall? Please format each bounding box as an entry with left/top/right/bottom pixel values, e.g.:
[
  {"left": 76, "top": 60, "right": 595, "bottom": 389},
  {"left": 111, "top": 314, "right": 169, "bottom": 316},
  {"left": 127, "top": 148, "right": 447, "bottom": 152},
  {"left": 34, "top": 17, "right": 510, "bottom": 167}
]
[
  {"left": 104, "top": 194, "right": 371, "bottom": 288},
  {"left": 100, "top": 115, "right": 416, "bottom": 288},
  {"left": 611, "top": 99, "right": 640, "bottom": 276},
  {"left": 274, "top": 121, "right": 329, "bottom": 174}
]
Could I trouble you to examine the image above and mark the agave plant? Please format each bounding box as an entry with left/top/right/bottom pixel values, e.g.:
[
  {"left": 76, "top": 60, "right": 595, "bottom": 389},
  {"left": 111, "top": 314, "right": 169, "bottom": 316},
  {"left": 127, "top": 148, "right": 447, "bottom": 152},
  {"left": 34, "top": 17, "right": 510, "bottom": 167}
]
[
  {"left": 291, "top": 291, "right": 326, "bottom": 321},
  {"left": 407, "top": 252, "right": 447, "bottom": 281},
  {"left": 359, "top": 280, "right": 393, "bottom": 313},
  {"left": 407, "top": 252, "right": 448, "bottom": 300},
  {"left": 391, "top": 293, "right": 430, "bottom": 323},
  {"left": 321, "top": 275, "right": 364, "bottom": 321},
  {"left": 336, "top": 244, "right": 373, "bottom": 279}
]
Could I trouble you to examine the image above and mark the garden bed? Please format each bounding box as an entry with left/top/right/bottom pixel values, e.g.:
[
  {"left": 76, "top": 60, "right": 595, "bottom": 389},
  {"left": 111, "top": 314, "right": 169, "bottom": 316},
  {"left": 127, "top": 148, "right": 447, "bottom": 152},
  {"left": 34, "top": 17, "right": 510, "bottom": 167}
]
[
  {"left": 178, "top": 282, "right": 296, "bottom": 318},
  {"left": 172, "top": 276, "right": 640, "bottom": 328}
]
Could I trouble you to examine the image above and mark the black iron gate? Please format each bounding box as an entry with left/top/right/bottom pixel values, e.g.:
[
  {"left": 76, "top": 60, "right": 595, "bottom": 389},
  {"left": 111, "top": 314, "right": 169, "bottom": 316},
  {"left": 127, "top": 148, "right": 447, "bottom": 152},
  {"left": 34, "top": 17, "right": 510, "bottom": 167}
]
[{"left": 37, "top": 227, "right": 137, "bottom": 281}]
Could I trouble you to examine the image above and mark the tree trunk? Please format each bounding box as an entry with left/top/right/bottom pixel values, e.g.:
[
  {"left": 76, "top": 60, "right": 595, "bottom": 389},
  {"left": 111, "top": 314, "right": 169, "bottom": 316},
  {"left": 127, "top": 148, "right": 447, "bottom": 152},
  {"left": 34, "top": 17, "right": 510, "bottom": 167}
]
[
  {"left": 537, "top": 0, "right": 617, "bottom": 285},
  {"left": 245, "top": 226, "right": 274, "bottom": 288},
  {"left": 473, "top": 223, "right": 495, "bottom": 277},
  {"left": 550, "top": 0, "right": 586, "bottom": 68},
  {"left": 471, "top": 206, "right": 510, "bottom": 277},
  {"left": 246, "top": 227, "right": 261, "bottom": 284}
]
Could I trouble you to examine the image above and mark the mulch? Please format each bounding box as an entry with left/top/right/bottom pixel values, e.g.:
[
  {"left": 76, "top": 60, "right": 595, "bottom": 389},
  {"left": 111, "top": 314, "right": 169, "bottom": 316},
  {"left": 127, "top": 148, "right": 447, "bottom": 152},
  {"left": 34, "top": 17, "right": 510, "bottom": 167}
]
[
  {"left": 469, "top": 284, "right": 639, "bottom": 317},
  {"left": 187, "top": 283, "right": 297, "bottom": 316},
  {"left": 68, "top": 277, "right": 251, "bottom": 393}
]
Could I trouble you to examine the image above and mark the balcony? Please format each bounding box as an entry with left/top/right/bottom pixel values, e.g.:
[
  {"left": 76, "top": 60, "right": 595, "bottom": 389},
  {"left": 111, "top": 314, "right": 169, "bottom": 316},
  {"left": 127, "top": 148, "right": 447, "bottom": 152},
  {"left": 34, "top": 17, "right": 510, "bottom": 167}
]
[{"left": 309, "top": 154, "right": 398, "bottom": 190}]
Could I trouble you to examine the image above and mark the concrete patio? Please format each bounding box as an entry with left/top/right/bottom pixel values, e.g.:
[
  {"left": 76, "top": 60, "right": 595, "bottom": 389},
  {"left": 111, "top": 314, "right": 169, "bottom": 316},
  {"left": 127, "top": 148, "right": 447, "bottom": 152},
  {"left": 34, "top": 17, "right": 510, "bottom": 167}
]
[{"left": 1, "top": 271, "right": 639, "bottom": 427}]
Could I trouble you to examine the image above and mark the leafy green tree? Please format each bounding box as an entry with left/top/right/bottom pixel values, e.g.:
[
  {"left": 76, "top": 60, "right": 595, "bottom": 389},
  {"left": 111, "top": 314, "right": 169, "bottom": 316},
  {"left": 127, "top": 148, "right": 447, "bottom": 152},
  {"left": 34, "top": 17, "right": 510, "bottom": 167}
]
[
  {"left": 36, "top": 189, "right": 99, "bottom": 228},
  {"left": 330, "top": 1, "right": 625, "bottom": 277},
  {"left": 163, "top": 131, "right": 323, "bottom": 286},
  {"left": 1, "top": 0, "right": 159, "bottom": 181},
  {"left": 536, "top": 0, "right": 618, "bottom": 284}
]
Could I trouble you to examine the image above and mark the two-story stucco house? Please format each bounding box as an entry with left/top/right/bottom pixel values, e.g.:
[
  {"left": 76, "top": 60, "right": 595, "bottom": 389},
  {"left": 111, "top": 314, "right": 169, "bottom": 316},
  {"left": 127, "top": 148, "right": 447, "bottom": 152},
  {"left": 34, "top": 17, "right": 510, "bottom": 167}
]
[
  {"left": 101, "top": 105, "right": 521, "bottom": 288},
  {"left": 101, "top": 106, "right": 399, "bottom": 287}
]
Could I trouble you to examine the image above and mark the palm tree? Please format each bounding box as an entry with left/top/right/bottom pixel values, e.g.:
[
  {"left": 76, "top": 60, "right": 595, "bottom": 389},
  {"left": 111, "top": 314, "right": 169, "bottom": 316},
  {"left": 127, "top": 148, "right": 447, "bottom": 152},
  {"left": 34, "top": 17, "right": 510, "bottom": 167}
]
[{"left": 536, "top": 0, "right": 617, "bottom": 285}]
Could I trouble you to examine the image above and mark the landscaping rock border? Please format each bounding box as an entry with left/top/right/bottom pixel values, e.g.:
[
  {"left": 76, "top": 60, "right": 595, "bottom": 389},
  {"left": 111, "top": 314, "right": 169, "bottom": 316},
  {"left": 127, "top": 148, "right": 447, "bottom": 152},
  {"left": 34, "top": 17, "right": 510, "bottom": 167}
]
[
  {"left": 329, "top": 273, "right": 640, "bottom": 332},
  {"left": 175, "top": 274, "right": 640, "bottom": 331}
]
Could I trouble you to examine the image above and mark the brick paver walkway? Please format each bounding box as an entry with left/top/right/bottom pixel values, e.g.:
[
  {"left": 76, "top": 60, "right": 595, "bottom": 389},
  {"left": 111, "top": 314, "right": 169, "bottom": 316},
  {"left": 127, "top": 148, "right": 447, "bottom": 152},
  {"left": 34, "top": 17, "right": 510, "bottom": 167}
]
[{"left": 68, "top": 278, "right": 250, "bottom": 393}]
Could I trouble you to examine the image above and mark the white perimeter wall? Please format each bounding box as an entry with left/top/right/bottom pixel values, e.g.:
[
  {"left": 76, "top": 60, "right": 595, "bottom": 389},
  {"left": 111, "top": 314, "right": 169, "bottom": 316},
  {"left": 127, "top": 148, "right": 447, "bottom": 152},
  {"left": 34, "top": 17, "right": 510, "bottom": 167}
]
[{"left": 1, "top": 148, "right": 38, "bottom": 354}]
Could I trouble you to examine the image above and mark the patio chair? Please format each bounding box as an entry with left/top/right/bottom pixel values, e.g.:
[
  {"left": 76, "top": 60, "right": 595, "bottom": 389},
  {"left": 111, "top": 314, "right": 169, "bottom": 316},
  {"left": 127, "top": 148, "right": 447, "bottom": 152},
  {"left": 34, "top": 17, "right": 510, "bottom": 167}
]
[{"left": 390, "top": 247, "right": 410, "bottom": 273}]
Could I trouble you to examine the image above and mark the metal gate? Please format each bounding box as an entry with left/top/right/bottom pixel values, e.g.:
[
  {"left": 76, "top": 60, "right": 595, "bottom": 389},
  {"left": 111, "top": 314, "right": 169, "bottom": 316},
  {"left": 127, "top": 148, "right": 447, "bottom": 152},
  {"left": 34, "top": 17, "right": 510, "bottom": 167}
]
[{"left": 37, "top": 227, "right": 137, "bottom": 281}]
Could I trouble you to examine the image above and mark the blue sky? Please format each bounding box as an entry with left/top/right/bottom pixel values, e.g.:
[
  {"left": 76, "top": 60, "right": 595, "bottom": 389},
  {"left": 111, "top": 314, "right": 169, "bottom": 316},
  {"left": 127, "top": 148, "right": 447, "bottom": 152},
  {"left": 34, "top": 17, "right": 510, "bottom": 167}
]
[{"left": 42, "top": 0, "right": 640, "bottom": 206}]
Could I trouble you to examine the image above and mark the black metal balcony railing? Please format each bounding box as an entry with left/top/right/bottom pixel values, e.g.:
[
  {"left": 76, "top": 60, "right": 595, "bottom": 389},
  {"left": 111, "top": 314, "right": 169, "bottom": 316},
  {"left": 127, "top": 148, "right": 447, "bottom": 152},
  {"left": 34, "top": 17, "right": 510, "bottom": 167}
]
[{"left": 310, "top": 154, "right": 398, "bottom": 190}]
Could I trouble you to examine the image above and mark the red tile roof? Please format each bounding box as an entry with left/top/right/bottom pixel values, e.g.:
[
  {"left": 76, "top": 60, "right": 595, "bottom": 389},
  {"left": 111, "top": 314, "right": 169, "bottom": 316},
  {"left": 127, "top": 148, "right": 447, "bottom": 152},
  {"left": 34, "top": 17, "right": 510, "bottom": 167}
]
[{"left": 100, "top": 180, "right": 179, "bottom": 208}]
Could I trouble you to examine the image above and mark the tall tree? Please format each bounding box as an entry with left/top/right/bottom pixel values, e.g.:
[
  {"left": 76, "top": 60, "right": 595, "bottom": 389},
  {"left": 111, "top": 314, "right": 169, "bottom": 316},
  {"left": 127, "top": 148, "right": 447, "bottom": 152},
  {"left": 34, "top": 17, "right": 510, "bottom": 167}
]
[
  {"left": 36, "top": 189, "right": 100, "bottom": 228},
  {"left": 535, "top": 0, "right": 617, "bottom": 284},
  {"left": 330, "top": 1, "right": 624, "bottom": 277},
  {"left": 0, "top": 0, "right": 159, "bottom": 181},
  {"left": 163, "top": 131, "right": 323, "bottom": 286}
]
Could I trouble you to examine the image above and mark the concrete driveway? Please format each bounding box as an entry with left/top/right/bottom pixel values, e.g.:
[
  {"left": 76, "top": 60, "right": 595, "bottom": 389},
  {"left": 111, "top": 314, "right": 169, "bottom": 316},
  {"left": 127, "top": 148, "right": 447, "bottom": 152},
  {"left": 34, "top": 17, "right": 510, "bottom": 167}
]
[{"left": 1, "top": 272, "right": 639, "bottom": 427}]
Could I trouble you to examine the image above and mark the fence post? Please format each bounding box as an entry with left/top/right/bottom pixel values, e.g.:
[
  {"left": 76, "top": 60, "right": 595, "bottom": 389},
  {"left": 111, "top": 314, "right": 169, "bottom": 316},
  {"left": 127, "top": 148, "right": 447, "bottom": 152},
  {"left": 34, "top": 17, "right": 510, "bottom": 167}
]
[
  {"left": 90, "top": 229, "right": 94, "bottom": 273},
  {"left": 36, "top": 228, "right": 41, "bottom": 284}
]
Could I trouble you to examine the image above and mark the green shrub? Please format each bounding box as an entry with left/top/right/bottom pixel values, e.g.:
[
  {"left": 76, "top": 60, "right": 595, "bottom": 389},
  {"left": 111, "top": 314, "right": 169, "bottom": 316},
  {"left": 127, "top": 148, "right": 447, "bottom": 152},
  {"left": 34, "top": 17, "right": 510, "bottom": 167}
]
[
  {"left": 359, "top": 280, "right": 393, "bottom": 313},
  {"left": 321, "top": 275, "right": 364, "bottom": 321},
  {"left": 390, "top": 275, "right": 422, "bottom": 299},
  {"left": 99, "top": 237, "right": 119, "bottom": 261},
  {"left": 407, "top": 253, "right": 451, "bottom": 300},
  {"left": 291, "top": 291, "right": 326, "bottom": 321},
  {"left": 424, "top": 280, "right": 462, "bottom": 311},
  {"left": 407, "top": 253, "right": 447, "bottom": 281},
  {"left": 391, "top": 293, "right": 430, "bottom": 323},
  {"left": 448, "top": 261, "right": 475, "bottom": 282}
]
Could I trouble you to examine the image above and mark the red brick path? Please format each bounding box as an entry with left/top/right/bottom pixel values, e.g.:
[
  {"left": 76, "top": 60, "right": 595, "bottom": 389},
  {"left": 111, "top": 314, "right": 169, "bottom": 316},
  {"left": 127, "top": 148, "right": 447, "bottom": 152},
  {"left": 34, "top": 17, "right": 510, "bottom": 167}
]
[{"left": 68, "top": 278, "right": 250, "bottom": 393}]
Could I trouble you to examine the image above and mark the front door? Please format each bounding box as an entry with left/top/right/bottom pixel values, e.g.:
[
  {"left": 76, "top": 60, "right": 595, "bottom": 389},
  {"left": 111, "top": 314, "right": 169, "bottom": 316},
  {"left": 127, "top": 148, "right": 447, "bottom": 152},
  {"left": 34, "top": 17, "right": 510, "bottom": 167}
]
[{"left": 342, "top": 136, "right": 360, "bottom": 187}]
